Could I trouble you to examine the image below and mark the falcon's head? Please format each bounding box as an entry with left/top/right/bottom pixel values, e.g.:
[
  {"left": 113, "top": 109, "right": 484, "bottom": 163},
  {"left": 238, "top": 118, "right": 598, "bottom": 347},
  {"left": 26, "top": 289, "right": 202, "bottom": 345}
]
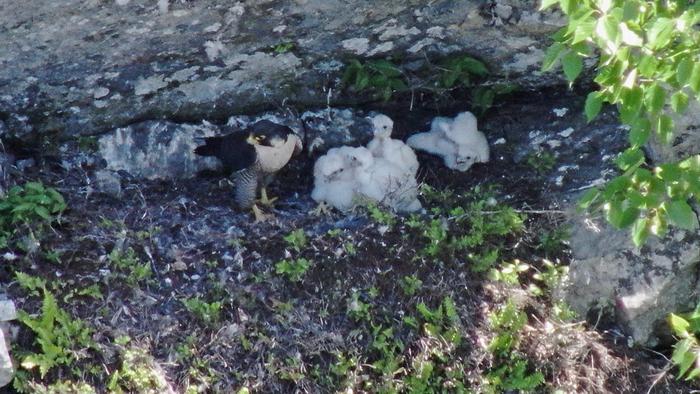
[{"left": 246, "top": 120, "right": 303, "bottom": 154}]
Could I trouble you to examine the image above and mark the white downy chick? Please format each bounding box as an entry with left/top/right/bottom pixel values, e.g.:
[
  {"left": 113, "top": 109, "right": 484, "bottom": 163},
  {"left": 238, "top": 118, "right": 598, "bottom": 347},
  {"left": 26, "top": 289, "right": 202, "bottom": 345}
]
[
  {"left": 446, "top": 111, "right": 489, "bottom": 163},
  {"left": 357, "top": 157, "right": 422, "bottom": 213},
  {"left": 312, "top": 151, "right": 357, "bottom": 212},
  {"left": 313, "top": 146, "right": 375, "bottom": 212},
  {"left": 407, "top": 111, "right": 489, "bottom": 172},
  {"left": 367, "top": 114, "right": 419, "bottom": 177}
]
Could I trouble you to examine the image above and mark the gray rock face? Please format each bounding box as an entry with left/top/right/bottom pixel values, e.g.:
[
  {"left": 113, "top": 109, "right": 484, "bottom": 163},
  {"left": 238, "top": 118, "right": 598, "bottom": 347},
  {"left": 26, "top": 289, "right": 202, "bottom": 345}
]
[
  {"left": 1, "top": 0, "right": 565, "bottom": 138},
  {"left": 562, "top": 215, "right": 700, "bottom": 346},
  {"left": 647, "top": 101, "right": 700, "bottom": 164},
  {"left": 0, "top": 300, "right": 16, "bottom": 388},
  {"left": 98, "top": 108, "right": 373, "bottom": 179}
]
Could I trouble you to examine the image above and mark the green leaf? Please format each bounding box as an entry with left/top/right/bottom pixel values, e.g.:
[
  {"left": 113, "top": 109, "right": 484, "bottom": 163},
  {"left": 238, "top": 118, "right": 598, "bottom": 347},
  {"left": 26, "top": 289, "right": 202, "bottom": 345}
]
[
  {"left": 629, "top": 118, "right": 651, "bottom": 147},
  {"left": 578, "top": 188, "right": 600, "bottom": 210},
  {"left": 584, "top": 91, "right": 603, "bottom": 122},
  {"left": 459, "top": 57, "right": 489, "bottom": 76},
  {"left": 559, "top": 0, "right": 574, "bottom": 14},
  {"left": 671, "top": 91, "right": 689, "bottom": 113},
  {"left": 673, "top": 338, "right": 698, "bottom": 379},
  {"left": 539, "top": 0, "right": 560, "bottom": 11},
  {"left": 355, "top": 71, "right": 370, "bottom": 91},
  {"left": 669, "top": 313, "right": 691, "bottom": 335},
  {"left": 622, "top": 0, "right": 639, "bottom": 20},
  {"left": 541, "top": 42, "right": 565, "bottom": 72},
  {"left": 572, "top": 17, "right": 596, "bottom": 44},
  {"left": 638, "top": 55, "right": 658, "bottom": 78},
  {"left": 595, "top": 14, "right": 620, "bottom": 49},
  {"left": 631, "top": 217, "right": 650, "bottom": 246},
  {"left": 644, "top": 83, "right": 665, "bottom": 114},
  {"left": 620, "top": 23, "right": 643, "bottom": 46},
  {"left": 607, "top": 201, "right": 640, "bottom": 229},
  {"left": 441, "top": 70, "right": 460, "bottom": 88},
  {"left": 561, "top": 51, "right": 583, "bottom": 82},
  {"left": 647, "top": 17, "right": 674, "bottom": 50},
  {"left": 666, "top": 200, "right": 698, "bottom": 230},
  {"left": 369, "top": 59, "right": 401, "bottom": 77},
  {"left": 657, "top": 115, "right": 674, "bottom": 144},
  {"left": 677, "top": 57, "right": 694, "bottom": 86},
  {"left": 689, "top": 63, "right": 700, "bottom": 94},
  {"left": 616, "top": 147, "right": 645, "bottom": 171},
  {"left": 619, "top": 87, "right": 643, "bottom": 124},
  {"left": 33, "top": 206, "right": 51, "bottom": 220}
]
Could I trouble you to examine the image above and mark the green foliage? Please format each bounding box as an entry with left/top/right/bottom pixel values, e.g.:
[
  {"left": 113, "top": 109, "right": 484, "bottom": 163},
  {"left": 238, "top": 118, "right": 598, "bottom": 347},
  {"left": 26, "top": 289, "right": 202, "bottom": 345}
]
[
  {"left": 438, "top": 54, "right": 489, "bottom": 89},
  {"left": 0, "top": 181, "right": 66, "bottom": 248},
  {"left": 365, "top": 201, "right": 397, "bottom": 227},
  {"left": 543, "top": 0, "right": 700, "bottom": 244},
  {"left": 415, "top": 187, "right": 524, "bottom": 273},
  {"left": 526, "top": 150, "right": 557, "bottom": 175},
  {"left": 23, "top": 380, "right": 97, "bottom": 394},
  {"left": 486, "top": 299, "right": 544, "bottom": 391},
  {"left": 668, "top": 303, "right": 700, "bottom": 380},
  {"left": 108, "top": 247, "right": 152, "bottom": 286},
  {"left": 400, "top": 275, "right": 423, "bottom": 296},
  {"left": 275, "top": 258, "right": 311, "bottom": 282},
  {"left": 283, "top": 229, "right": 307, "bottom": 252},
  {"left": 342, "top": 59, "right": 407, "bottom": 101},
  {"left": 15, "top": 274, "right": 94, "bottom": 379},
  {"left": 108, "top": 339, "right": 169, "bottom": 394},
  {"left": 182, "top": 297, "right": 222, "bottom": 326},
  {"left": 271, "top": 42, "right": 295, "bottom": 54}
]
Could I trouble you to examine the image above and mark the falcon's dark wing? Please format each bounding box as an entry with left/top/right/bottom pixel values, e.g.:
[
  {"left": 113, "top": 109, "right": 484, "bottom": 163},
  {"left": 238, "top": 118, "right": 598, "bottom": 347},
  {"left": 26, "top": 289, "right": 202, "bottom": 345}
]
[{"left": 194, "top": 130, "right": 256, "bottom": 172}]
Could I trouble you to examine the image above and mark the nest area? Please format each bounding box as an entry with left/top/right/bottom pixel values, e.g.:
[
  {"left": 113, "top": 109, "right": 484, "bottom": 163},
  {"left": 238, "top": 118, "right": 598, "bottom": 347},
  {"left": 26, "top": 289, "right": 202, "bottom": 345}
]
[{"left": 2, "top": 91, "right": 696, "bottom": 393}]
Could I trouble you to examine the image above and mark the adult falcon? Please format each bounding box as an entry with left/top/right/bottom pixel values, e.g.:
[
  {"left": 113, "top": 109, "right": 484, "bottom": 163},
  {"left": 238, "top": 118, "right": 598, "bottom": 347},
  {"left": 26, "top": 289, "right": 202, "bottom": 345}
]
[{"left": 195, "top": 120, "right": 303, "bottom": 222}]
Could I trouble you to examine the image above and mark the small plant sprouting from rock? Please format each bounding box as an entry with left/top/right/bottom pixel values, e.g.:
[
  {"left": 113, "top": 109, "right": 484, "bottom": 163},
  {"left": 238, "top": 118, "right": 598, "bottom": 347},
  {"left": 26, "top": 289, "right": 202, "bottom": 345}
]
[
  {"left": 108, "top": 247, "right": 152, "bottom": 286},
  {"left": 283, "top": 229, "right": 307, "bottom": 252},
  {"left": 342, "top": 59, "right": 407, "bottom": 101},
  {"left": 400, "top": 275, "right": 423, "bottom": 296},
  {"left": 182, "top": 297, "right": 223, "bottom": 326},
  {"left": 0, "top": 181, "right": 66, "bottom": 248},
  {"left": 526, "top": 150, "right": 556, "bottom": 175},
  {"left": 108, "top": 336, "right": 171, "bottom": 393},
  {"left": 275, "top": 258, "right": 311, "bottom": 282}
]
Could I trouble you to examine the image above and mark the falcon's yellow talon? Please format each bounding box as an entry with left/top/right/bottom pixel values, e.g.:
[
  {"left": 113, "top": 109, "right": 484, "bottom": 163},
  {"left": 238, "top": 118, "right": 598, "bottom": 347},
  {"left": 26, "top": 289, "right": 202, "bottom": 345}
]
[
  {"left": 259, "top": 188, "right": 278, "bottom": 207},
  {"left": 252, "top": 204, "right": 274, "bottom": 223}
]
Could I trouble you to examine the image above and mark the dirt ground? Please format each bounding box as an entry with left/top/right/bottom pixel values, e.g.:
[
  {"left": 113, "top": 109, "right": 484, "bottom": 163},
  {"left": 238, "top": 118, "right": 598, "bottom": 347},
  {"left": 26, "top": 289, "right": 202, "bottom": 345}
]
[{"left": 2, "top": 91, "right": 698, "bottom": 393}]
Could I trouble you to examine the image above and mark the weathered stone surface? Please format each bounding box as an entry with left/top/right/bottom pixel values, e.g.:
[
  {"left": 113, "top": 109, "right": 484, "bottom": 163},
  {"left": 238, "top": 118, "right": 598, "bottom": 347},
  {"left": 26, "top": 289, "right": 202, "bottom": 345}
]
[
  {"left": 561, "top": 215, "right": 700, "bottom": 346},
  {"left": 646, "top": 101, "right": 700, "bottom": 164},
  {"left": 1, "top": 0, "right": 566, "bottom": 138},
  {"left": 0, "top": 300, "right": 15, "bottom": 388},
  {"left": 0, "top": 301, "right": 15, "bottom": 322},
  {"left": 98, "top": 108, "right": 373, "bottom": 179},
  {"left": 0, "top": 329, "right": 12, "bottom": 388}
]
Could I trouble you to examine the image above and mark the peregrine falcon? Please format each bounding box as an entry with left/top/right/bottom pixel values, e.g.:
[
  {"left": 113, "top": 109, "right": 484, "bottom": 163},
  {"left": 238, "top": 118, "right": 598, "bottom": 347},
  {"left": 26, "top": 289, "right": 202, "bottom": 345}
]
[{"left": 195, "top": 120, "right": 303, "bottom": 222}]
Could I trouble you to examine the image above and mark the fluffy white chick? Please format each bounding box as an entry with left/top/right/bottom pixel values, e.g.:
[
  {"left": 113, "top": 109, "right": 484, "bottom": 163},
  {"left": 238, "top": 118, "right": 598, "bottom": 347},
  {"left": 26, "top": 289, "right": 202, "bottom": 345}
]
[
  {"left": 407, "top": 111, "right": 489, "bottom": 172},
  {"left": 367, "top": 114, "right": 419, "bottom": 177},
  {"left": 311, "top": 146, "right": 374, "bottom": 212},
  {"left": 446, "top": 111, "right": 489, "bottom": 163},
  {"left": 357, "top": 157, "right": 422, "bottom": 213},
  {"left": 312, "top": 152, "right": 355, "bottom": 212}
]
